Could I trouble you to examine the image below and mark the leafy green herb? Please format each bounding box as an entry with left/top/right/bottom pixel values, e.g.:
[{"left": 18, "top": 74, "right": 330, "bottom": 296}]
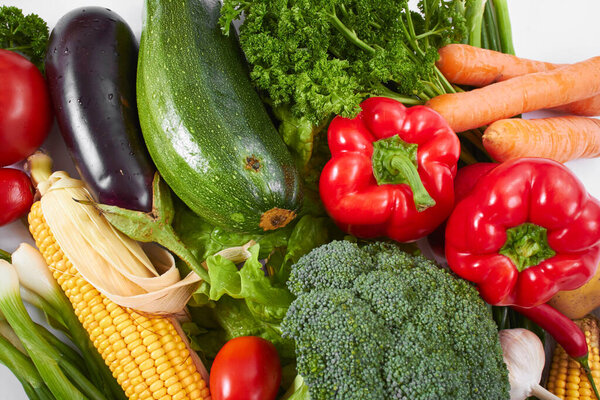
[
  {"left": 0, "top": 6, "right": 49, "bottom": 71},
  {"left": 219, "top": 0, "right": 467, "bottom": 128}
]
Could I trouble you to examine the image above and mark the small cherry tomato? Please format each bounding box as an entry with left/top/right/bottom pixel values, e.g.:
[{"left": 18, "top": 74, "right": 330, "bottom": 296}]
[
  {"left": 210, "top": 336, "right": 281, "bottom": 400},
  {"left": 0, "top": 49, "right": 53, "bottom": 167},
  {"left": 0, "top": 168, "right": 34, "bottom": 226}
]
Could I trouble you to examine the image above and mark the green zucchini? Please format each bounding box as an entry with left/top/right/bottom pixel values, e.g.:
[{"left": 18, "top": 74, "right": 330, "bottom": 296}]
[{"left": 137, "top": 0, "right": 302, "bottom": 233}]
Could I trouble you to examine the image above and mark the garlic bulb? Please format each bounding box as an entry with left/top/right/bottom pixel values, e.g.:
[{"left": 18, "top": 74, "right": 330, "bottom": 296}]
[{"left": 499, "top": 328, "right": 560, "bottom": 400}]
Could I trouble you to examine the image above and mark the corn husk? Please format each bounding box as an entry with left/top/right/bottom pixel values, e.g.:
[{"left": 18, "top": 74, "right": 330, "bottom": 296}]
[{"left": 38, "top": 171, "right": 200, "bottom": 315}]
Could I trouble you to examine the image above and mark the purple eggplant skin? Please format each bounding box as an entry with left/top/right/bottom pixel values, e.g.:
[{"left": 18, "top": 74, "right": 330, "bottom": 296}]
[{"left": 45, "top": 7, "right": 155, "bottom": 212}]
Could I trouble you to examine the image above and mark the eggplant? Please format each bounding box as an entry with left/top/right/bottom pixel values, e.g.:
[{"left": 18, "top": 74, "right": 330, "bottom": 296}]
[{"left": 45, "top": 7, "right": 155, "bottom": 212}]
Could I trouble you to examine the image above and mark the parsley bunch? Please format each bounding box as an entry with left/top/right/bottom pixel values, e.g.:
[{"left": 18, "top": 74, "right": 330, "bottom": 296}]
[
  {"left": 0, "top": 6, "right": 49, "bottom": 71},
  {"left": 220, "top": 0, "right": 466, "bottom": 127}
]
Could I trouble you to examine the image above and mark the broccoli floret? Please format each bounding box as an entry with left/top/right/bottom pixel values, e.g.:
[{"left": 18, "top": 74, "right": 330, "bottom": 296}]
[
  {"left": 282, "top": 241, "right": 510, "bottom": 400},
  {"left": 362, "top": 241, "right": 420, "bottom": 273},
  {"left": 287, "top": 240, "right": 373, "bottom": 296},
  {"left": 282, "top": 289, "right": 389, "bottom": 400}
]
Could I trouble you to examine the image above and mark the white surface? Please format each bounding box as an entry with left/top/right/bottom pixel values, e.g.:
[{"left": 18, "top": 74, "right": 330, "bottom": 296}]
[{"left": 1, "top": 0, "right": 600, "bottom": 398}]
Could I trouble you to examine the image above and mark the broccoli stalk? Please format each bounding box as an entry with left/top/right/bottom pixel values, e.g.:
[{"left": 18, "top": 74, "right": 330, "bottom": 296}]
[
  {"left": 281, "top": 241, "right": 510, "bottom": 400},
  {"left": 0, "top": 6, "right": 49, "bottom": 71}
]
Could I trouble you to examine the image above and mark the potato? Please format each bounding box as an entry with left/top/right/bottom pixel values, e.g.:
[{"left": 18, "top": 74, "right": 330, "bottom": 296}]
[{"left": 549, "top": 263, "right": 600, "bottom": 319}]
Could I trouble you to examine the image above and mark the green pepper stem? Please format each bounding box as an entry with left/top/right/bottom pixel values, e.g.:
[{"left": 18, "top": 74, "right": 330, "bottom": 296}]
[
  {"left": 372, "top": 135, "right": 435, "bottom": 211},
  {"left": 389, "top": 156, "right": 435, "bottom": 211},
  {"left": 499, "top": 223, "right": 556, "bottom": 272}
]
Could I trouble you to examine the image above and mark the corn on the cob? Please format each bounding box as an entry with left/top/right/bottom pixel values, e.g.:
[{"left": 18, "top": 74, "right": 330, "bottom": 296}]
[
  {"left": 28, "top": 201, "right": 210, "bottom": 400},
  {"left": 547, "top": 316, "right": 600, "bottom": 400}
]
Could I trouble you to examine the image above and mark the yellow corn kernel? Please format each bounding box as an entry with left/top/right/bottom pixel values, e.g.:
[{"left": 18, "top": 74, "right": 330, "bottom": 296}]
[
  {"left": 546, "top": 315, "right": 600, "bottom": 399},
  {"left": 28, "top": 202, "right": 210, "bottom": 400}
]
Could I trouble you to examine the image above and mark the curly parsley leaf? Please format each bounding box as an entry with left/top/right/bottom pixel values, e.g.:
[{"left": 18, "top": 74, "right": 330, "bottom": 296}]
[{"left": 0, "top": 6, "right": 49, "bottom": 72}]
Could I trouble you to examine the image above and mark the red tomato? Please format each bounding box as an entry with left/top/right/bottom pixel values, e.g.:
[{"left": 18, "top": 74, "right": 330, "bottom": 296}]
[
  {"left": 0, "top": 50, "right": 53, "bottom": 167},
  {"left": 210, "top": 336, "right": 281, "bottom": 400},
  {"left": 0, "top": 168, "right": 34, "bottom": 226}
]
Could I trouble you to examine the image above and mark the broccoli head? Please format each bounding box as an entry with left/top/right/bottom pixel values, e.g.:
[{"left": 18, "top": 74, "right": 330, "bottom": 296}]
[
  {"left": 282, "top": 240, "right": 510, "bottom": 400},
  {"left": 287, "top": 240, "right": 372, "bottom": 296}
]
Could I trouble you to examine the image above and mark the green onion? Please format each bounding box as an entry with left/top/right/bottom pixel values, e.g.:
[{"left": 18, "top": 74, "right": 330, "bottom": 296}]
[
  {"left": 0, "top": 333, "right": 55, "bottom": 400},
  {"left": 491, "top": 0, "right": 515, "bottom": 55},
  {"left": 464, "top": 0, "right": 487, "bottom": 48},
  {"left": 0, "top": 249, "right": 10, "bottom": 262},
  {"left": 0, "top": 259, "right": 107, "bottom": 400},
  {"left": 0, "top": 319, "right": 26, "bottom": 353},
  {"left": 483, "top": 1, "right": 502, "bottom": 52},
  {"left": 11, "top": 244, "right": 127, "bottom": 400}
]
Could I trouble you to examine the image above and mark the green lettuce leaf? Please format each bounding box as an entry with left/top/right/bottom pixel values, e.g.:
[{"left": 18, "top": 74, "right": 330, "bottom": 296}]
[
  {"left": 185, "top": 296, "right": 296, "bottom": 363},
  {"left": 207, "top": 244, "right": 295, "bottom": 309},
  {"left": 173, "top": 198, "right": 293, "bottom": 262},
  {"left": 281, "top": 375, "right": 311, "bottom": 400}
]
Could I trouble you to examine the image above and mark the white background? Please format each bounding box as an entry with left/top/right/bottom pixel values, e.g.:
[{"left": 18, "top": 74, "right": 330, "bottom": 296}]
[{"left": 2, "top": 0, "right": 600, "bottom": 398}]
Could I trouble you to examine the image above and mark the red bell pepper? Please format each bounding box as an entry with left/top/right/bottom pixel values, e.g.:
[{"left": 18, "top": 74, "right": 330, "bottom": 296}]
[
  {"left": 319, "top": 97, "right": 460, "bottom": 242},
  {"left": 445, "top": 158, "right": 600, "bottom": 308},
  {"left": 427, "top": 162, "right": 498, "bottom": 260}
]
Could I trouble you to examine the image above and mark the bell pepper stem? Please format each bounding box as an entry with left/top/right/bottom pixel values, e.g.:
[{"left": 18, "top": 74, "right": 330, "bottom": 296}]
[
  {"left": 389, "top": 156, "right": 435, "bottom": 211},
  {"left": 575, "top": 355, "right": 600, "bottom": 400},
  {"left": 372, "top": 135, "right": 435, "bottom": 211},
  {"left": 499, "top": 223, "right": 556, "bottom": 271}
]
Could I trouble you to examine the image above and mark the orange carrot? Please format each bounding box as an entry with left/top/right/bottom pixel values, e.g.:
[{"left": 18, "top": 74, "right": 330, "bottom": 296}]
[
  {"left": 426, "top": 56, "right": 600, "bottom": 133},
  {"left": 556, "top": 94, "right": 600, "bottom": 116},
  {"left": 482, "top": 116, "right": 600, "bottom": 163},
  {"left": 437, "top": 44, "right": 600, "bottom": 116},
  {"left": 437, "top": 44, "right": 557, "bottom": 85}
]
